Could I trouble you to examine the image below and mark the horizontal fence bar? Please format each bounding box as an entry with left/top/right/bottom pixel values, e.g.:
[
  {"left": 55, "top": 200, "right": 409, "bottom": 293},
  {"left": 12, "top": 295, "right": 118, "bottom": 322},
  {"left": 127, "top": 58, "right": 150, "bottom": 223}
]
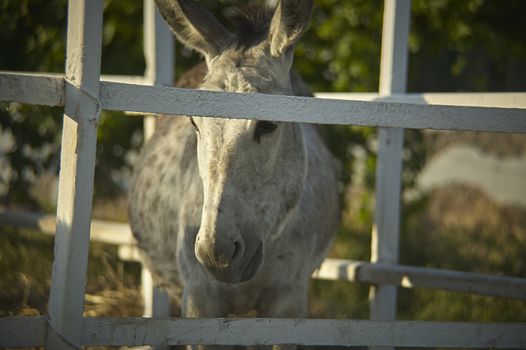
[
  {"left": 100, "top": 81, "right": 526, "bottom": 133},
  {"left": 3, "top": 71, "right": 526, "bottom": 109},
  {"left": 81, "top": 318, "right": 526, "bottom": 348},
  {"left": 0, "top": 208, "right": 132, "bottom": 246},
  {"left": 314, "top": 259, "right": 526, "bottom": 300},
  {"left": 0, "top": 316, "right": 47, "bottom": 348},
  {"left": 0, "top": 72, "right": 145, "bottom": 107},
  {"left": 2, "top": 317, "right": 523, "bottom": 348},
  {"left": 99, "top": 74, "right": 147, "bottom": 85},
  {"left": 0, "top": 71, "right": 65, "bottom": 107},
  {"left": 2, "top": 209, "right": 525, "bottom": 300},
  {"left": 315, "top": 92, "right": 526, "bottom": 109},
  {"left": 1, "top": 72, "right": 526, "bottom": 133}
]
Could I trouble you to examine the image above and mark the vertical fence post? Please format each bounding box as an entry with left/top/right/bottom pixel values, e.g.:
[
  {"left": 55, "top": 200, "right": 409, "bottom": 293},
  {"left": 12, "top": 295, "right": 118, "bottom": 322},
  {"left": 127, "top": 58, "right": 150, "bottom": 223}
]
[
  {"left": 141, "top": 266, "right": 171, "bottom": 317},
  {"left": 369, "top": 0, "right": 411, "bottom": 341},
  {"left": 141, "top": 0, "right": 174, "bottom": 329},
  {"left": 143, "top": 0, "right": 174, "bottom": 139},
  {"left": 45, "top": 0, "right": 103, "bottom": 348}
]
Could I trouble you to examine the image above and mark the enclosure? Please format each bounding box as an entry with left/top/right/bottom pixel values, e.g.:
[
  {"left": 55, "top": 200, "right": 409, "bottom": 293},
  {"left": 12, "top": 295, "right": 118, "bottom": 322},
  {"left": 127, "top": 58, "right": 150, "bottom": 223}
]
[{"left": 1, "top": 0, "right": 526, "bottom": 348}]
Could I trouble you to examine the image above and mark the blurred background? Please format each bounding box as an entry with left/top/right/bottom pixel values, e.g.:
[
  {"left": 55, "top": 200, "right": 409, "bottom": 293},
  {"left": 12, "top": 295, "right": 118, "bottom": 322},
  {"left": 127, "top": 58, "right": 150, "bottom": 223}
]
[{"left": 1, "top": 0, "right": 525, "bottom": 323}]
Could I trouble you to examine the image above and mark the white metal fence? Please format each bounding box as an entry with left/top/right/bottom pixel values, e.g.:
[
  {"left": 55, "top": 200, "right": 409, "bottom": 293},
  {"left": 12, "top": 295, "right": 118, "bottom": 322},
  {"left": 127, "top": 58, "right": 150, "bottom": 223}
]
[{"left": 1, "top": 0, "right": 526, "bottom": 348}]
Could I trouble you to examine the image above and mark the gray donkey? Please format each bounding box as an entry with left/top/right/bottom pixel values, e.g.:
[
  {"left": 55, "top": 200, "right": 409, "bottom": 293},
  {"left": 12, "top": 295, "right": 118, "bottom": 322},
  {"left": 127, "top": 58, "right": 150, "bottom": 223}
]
[{"left": 129, "top": 0, "right": 340, "bottom": 325}]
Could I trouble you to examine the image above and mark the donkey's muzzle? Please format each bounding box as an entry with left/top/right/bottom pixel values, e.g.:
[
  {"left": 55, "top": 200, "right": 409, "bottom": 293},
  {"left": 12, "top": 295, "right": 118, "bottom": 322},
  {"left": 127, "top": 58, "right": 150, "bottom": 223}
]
[{"left": 195, "top": 234, "right": 263, "bottom": 283}]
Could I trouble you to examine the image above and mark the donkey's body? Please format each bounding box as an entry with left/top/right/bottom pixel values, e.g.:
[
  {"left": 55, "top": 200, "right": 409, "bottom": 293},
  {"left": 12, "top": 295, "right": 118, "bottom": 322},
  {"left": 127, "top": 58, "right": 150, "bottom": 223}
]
[{"left": 129, "top": 0, "right": 340, "bottom": 320}]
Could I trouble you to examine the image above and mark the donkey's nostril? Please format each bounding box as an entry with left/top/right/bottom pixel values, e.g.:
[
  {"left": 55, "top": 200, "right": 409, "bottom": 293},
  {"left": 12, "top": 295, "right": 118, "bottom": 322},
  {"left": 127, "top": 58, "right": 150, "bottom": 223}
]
[
  {"left": 232, "top": 240, "right": 242, "bottom": 261},
  {"left": 195, "top": 232, "right": 244, "bottom": 270}
]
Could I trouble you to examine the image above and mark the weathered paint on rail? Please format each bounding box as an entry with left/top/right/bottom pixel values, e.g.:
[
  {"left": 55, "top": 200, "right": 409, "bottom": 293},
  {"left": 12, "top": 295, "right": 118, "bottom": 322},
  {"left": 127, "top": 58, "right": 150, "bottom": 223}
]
[
  {"left": 99, "top": 81, "right": 526, "bottom": 133},
  {"left": 1, "top": 72, "right": 525, "bottom": 133},
  {"left": 80, "top": 318, "right": 526, "bottom": 348}
]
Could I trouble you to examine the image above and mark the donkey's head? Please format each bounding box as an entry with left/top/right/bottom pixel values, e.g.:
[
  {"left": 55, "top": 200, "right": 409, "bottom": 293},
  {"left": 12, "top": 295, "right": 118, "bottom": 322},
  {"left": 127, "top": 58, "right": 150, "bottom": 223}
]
[{"left": 155, "top": 0, "right": 313, "bottom": 283}]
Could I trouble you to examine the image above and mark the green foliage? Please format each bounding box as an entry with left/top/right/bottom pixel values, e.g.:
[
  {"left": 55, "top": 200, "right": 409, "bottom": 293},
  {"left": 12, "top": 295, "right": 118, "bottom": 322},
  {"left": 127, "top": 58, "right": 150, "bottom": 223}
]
[
  {"left": 410, "top": 0, "right": 526, "bottom": 91},
  {"left": 0, "top": 0, "right": 67, "bottom": 73},
  {"left": 0, "top": 0, "right": 67, "bottom": 206},
  {"left": 296, "top": 0, "right": 383, "bottom": 93},
  {"left": 0, "top": 104, "right": 62, "bottom": 206},
  {"left": 0, "top": 0, "right": 147, "bottom": 205}
]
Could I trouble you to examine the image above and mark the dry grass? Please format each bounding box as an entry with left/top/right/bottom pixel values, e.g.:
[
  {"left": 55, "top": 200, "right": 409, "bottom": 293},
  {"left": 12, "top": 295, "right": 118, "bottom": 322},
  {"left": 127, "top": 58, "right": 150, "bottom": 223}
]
[
  {"left": 0, "top": 226, "right": 143, "bottom": 319},
  {"left": 404, "top": 184, "right": 526, "bottom": 276},
  {"left": 1, "top": 184, "right": 525, "bottom": 328}
]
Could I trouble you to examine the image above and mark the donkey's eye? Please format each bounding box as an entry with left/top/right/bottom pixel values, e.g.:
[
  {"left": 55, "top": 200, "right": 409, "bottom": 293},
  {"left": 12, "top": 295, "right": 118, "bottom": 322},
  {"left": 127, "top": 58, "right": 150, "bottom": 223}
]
[
  {"left": 253, "top": 121, "right": 278, "bottom": 143},
  {"left": 189, "top": 117, "right": 199, "bottom": 132}
]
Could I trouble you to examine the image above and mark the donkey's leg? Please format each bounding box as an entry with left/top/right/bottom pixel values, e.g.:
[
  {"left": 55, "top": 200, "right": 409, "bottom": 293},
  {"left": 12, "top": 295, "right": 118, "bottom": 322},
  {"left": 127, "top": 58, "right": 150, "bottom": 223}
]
[
  {"left": 257, "top": 284, "right": 308, "bottom": 318},
  {"left": 182, "top": 285, "right": 232, "bottom": 350},
  {"left": 256, "top": 283, "right": 309, "bottom": 350},
  {"left": 182, "top": 285, "right": 229, "bottom": 318}
]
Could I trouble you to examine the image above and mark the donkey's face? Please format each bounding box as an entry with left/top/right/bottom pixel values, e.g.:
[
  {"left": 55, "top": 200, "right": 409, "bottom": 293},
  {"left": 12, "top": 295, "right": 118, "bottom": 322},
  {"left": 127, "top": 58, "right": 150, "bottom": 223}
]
[{"left": 155, "top": 0, "right": 313, "bottom": 283}]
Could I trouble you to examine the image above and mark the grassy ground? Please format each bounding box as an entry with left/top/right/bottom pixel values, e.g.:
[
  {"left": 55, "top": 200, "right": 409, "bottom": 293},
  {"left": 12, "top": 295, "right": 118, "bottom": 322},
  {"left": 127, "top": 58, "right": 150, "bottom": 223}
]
[
  {"left": 0, "top": 226, "right": 143, "bottom": 318},
  {"left": 1, "top": 184, "right": 525, "bottom": 350},
  {"left": 308, "top": 183, "right": 526, "bottom": 321}
]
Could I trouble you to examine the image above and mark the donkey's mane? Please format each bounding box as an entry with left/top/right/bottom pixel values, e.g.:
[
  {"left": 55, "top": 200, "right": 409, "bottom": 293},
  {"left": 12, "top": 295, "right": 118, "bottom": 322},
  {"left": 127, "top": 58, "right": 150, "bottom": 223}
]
[{"left": 228, "top": 4, "right": 274, "bottom": 49}]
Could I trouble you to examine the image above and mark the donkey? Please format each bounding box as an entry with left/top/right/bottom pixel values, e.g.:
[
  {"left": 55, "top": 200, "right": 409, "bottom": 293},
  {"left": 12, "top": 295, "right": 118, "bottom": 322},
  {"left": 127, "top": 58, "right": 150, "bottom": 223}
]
[{"left": 129, "top": 0, "right": 340, "bottom": 324}]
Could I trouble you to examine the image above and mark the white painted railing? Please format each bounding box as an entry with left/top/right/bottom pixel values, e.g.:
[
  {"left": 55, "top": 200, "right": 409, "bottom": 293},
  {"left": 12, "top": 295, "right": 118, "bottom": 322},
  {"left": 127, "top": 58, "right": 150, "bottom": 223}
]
[
  {"left": 2, "top": 316, "right": 525, "bottom": 348},
  {"left": 3, "top": 72, "right": 525, "bottom": 132},
  {"left": 0, "top": 0, "right": 525, "bottom": 348}
]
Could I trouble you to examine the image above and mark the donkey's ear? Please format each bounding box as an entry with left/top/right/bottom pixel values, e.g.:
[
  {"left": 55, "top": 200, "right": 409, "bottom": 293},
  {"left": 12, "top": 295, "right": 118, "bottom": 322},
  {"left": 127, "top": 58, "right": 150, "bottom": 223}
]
[
  {"left": 268, "top": 0, "right": 313, "bottom": 57},
  {"left": 154, "top": 0, "right": 234, "bottom": 58}
]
